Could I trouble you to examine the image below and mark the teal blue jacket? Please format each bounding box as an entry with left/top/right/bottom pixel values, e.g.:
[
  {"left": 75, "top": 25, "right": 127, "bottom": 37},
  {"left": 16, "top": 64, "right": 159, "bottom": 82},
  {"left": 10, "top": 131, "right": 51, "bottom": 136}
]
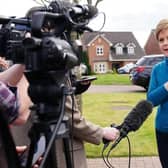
[{"left": 147, "top": 57, "right": 168, "bottom": 132}]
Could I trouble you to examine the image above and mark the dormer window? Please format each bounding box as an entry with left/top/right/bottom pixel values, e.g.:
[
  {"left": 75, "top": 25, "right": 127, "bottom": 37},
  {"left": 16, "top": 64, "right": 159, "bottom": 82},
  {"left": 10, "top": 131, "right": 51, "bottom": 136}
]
[
  {"left": 127, "top": 43, "right": 136, "bottom": 55},
  {"left": 128, "top": 46, "right": 134, "bottom": 54},
  {"left": 116, "top": 46, "right": 123, "bottom": 55},
  {"left": 115, "top": 43, "right": 124, "bottom": 55},
  {"left": 96, "top": 46, "right": 104, "bottom": 56}
]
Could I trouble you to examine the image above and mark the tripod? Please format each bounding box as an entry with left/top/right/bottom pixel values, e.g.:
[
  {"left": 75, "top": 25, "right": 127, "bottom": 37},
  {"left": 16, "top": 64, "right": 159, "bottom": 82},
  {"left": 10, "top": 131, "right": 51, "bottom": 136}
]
[{"left": 23, "top": 70, "right": 75, "bottom": 168}]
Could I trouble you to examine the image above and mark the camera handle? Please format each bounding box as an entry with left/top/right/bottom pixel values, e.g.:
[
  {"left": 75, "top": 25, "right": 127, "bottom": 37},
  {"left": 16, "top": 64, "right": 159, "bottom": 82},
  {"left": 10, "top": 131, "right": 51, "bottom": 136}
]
[{"left": 25, "top": 86, "right": 74, "bottom": 168}]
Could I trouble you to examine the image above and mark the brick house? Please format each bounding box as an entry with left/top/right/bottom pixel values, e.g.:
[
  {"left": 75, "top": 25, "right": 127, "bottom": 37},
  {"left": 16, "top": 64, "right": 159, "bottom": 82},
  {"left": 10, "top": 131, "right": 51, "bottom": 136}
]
[
  {"left": 144, "top": 29, "right": 162, "bottom": 55},
  {"left": 81, "top": 31, "right": 145, "bottom": 73}
]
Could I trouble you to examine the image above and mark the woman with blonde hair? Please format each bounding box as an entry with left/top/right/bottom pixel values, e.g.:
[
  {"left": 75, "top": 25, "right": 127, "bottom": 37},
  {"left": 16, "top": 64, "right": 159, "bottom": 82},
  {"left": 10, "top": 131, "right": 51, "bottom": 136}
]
[{"left": 147, "top": 18, "right": 168, "bottom": 168}]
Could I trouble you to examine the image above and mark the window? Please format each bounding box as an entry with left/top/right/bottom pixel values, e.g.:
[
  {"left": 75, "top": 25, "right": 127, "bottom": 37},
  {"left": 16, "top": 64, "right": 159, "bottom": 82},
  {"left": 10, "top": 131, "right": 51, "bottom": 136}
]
[
  {"left": 116, "top": 46, "right": 123, "bottom": 55},
  {"left": 115, "top": 43, "right": 124, "bottom": 55},
  {"left": 127, "top": 43, "right": 136, "bottom": 55},
  {"left": 94, "top": 63, "right": 107, "bottom": 73},
  {"left": 128, "top": 46, "right": 135, "bottom": 54},
  {"left": 96, "top": 46, "right": 104, "bottom": 56}
]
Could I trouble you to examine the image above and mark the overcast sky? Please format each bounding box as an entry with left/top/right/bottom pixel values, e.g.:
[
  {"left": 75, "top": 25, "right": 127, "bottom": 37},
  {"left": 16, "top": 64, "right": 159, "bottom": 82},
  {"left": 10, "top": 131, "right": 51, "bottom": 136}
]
[
  {"left": 0, "top": 0, "right": 168, "bottom": 47},
  {"left": 86, "top": 0, "right": 168, "bottom": 47}
]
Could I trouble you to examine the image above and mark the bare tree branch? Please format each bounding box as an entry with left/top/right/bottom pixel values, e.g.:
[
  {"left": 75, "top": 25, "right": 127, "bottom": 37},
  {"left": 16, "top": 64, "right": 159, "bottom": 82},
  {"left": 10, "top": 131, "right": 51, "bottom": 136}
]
[
  {"left": 72, "top": 0, "right": 103, "bottom": 6},
  {"left": 95, "top": 0, "right": 103, "bottom": 7},
  {"left": 87, "top": 0, "right": 92, "bottom": 5},
  {"left": 73, "top": 0, "right": 79, "bottom": 3}
]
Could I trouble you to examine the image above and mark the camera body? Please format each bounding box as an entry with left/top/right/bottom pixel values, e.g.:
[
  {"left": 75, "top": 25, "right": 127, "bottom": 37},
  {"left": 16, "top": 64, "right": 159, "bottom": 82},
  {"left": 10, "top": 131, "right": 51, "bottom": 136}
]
[
  {"left": 0, "top": 12, "right": 79, "bottom": 69},
  {"left": 23, "top": 36, "right": 79, "bottom": 71}
]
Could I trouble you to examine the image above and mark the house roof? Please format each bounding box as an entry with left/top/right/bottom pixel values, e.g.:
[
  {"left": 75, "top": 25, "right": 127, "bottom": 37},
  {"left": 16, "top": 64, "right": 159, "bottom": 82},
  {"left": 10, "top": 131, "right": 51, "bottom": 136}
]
[
  {"left": 144, "top": 29, "right": 162, "bottom": 55},
  {"left": 81, "top": 31, "right": 145, "bottom": 60},
  {"left": 87, "top": 34, "right": 113, "bottom": 46}
]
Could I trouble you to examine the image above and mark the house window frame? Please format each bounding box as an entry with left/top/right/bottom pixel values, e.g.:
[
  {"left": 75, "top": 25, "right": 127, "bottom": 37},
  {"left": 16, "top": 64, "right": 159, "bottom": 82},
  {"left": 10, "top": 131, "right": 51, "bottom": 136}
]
[
  {"left": 115, "top": 43, "right": 124, "bottom": 55},
  {"left": 96, "top": 45, "right": 104, "bottom": 56},
  {"left": 94, "top": 62, "right": 107, "bottom": 73},
  {"left": 116, "top": 46, "right": 123, "bottom": 55},
  {"left": 127, "top": 43, "right": 136, "bottom": 55},
  {"left": 128, "top": 46, "right": 135, "bottom": 54}
]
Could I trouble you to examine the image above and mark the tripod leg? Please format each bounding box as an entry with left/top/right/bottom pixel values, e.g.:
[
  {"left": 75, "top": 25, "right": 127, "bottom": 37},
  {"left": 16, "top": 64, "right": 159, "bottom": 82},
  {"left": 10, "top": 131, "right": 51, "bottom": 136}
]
[{"left": 26, "top": 123, "right": 41, "bottom": 168}]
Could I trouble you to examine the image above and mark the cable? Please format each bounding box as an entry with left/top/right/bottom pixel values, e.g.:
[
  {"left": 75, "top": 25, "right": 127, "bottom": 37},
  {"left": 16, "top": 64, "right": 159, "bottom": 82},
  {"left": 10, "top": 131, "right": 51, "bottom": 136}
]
[
  {"left": 96, "top": 12, "right": 106, "bottom": 32},
  {"left": 106, "top": 143, "right": 115, "bottom": 168},
  {"left": 126, "top": 136, "right": 131, "bottom": 168},
  {"left": 101, "top": 145, "right": 114, "bottom": 168},
  {"left": 39, "top": 86, "right": 67, "bottom": 168},
  {"left": 69, "top": 91, "right": 76, "bottom": 168},
  {"left": 101, "top": 135, "right": 132, "bottom": 168}
]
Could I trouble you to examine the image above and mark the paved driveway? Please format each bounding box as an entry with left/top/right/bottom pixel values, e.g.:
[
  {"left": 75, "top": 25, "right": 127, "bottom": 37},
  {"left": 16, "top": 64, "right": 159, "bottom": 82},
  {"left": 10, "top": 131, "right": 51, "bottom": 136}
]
[
  {"left": 87, "top": 157, "right": 162, "bottom": 168},
  {"left": 87, "top": 85, "right": 146, "bottom": 93}
]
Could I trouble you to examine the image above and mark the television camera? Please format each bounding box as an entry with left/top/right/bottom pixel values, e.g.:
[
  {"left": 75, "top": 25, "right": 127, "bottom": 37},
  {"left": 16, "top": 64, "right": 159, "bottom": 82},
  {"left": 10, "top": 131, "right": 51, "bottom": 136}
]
[{"left": 0, "top": 1, "right": 98, "bottom": 167}]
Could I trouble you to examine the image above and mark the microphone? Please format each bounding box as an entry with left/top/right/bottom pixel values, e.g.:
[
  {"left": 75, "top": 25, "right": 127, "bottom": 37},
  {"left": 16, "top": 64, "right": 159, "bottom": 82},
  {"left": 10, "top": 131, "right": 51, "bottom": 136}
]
[{"left": 103, "top": 100, "right": 153, "bottom": 149}]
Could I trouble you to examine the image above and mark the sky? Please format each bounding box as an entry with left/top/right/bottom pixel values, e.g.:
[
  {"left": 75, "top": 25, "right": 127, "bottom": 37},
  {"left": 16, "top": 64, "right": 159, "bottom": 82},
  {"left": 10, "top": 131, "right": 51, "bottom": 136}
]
[{"left": 0, "top": 0, "right": 168, "bottom": 47}]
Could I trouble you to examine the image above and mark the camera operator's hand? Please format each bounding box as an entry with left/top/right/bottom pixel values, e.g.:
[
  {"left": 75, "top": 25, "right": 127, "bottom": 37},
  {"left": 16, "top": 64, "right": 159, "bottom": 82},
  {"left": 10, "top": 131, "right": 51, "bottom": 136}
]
[
  {"left": 0, "top": 64, "right": 32, "bottom": 124},
  {"left": 16, "top": 146, "right": 27, "bottom": 153},
  {"left": 16, "top": 145, "right": 42, "bottom": 168},
  {"left": 32, "top": 157, "right": 43, "bottom": 168},
  {"left": 0, "top": 57, "right": 9, "bottom": 70},
  {"left": 74, "top": 80, "right": 91, "bottom": 95},
  {"left": 102, "top": 127, "right": 120, "bottom": 141}
]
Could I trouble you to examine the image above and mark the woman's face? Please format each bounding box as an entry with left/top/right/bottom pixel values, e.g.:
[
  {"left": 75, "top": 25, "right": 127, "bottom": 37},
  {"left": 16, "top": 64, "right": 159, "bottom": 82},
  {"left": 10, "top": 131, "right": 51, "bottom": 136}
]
[{"left": 158, "top": 28, "right": 168, "bottom": 56}]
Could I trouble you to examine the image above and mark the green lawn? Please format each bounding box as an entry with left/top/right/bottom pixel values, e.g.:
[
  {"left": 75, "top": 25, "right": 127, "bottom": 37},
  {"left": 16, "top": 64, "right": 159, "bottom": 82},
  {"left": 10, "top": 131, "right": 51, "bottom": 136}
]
[
  {"left": 82, "top": 92, "right": 158, "bottom": 158},
  {"left": 91, "top": 73, "right": 131, "bottom": 85}
]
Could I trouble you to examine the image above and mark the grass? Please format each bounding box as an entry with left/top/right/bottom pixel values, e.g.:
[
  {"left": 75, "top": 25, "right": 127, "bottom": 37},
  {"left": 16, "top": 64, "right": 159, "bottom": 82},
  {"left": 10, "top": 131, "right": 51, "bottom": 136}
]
[
  {"left": 82, "top": 92, "right": 157, "bottom": 158},
  {"left": 90, "top": 73, "right": 131, "bottom": 85}
]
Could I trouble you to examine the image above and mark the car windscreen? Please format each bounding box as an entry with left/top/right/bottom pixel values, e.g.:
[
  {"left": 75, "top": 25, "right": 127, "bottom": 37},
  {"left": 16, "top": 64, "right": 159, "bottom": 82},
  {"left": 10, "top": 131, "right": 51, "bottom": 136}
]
[{"left": 136, "top": 56, "right": 164, "bottom": 66}]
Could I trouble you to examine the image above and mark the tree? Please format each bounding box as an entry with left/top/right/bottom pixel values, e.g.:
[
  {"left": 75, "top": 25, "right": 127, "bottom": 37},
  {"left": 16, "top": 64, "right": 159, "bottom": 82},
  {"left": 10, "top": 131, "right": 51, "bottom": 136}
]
[
  {"left": 86, "top": 0, "right": 103, "bottom": 7},
  {"left": 72, "top": 0, "right": 103, "bottom": 7}
]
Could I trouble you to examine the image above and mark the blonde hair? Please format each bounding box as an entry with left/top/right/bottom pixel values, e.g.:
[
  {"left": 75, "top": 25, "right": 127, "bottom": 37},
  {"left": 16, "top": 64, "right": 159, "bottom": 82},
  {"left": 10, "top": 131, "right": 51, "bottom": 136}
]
[{"left": 155, "top": 18, "right": 168, "bottom": 40}]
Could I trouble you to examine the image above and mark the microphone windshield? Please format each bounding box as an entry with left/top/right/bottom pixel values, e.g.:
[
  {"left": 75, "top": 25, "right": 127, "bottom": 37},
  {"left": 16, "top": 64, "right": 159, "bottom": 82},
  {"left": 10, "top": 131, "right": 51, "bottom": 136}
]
[
  {"left": 102, "top": 100, "right": 153, "bottom": 149},
  {"left": 121, "top": 100, "right": 153, "bottom": 132}
]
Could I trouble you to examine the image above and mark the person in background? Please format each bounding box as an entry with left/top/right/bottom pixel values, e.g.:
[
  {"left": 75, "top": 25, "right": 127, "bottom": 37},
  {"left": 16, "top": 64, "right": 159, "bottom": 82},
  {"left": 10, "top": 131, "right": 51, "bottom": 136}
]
[
  {"left": 0, "top": 58, "right": 32, "bottom": 124},
  {"left": 147, "top": 18, "right": 168, "bottom": 168},
  {"left": 0, "top": 59, "right": 33, "bottom": 167},
  {"left": 55, "top": 76, "right": 119, "bottom": 168}
]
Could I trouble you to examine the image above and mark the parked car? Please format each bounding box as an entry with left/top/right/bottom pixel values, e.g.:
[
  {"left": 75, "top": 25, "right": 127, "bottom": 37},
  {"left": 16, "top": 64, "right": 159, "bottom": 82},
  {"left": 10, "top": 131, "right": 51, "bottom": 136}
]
[
  {"left": 117, "top": 63, "right": 135, "bottom": 74},
  {"left": 130, "top": 54, "right": 165, "bottom": 90}
]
